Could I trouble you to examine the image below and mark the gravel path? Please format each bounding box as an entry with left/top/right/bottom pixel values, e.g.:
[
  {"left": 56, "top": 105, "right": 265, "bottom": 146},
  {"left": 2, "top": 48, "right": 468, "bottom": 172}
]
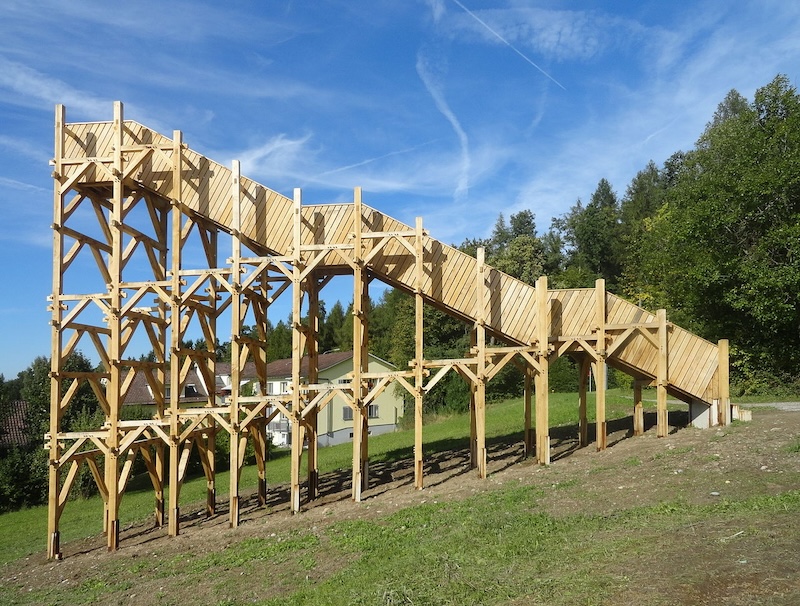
[{"left": 740, "top": 401, "right": 800, "bottom": 412}]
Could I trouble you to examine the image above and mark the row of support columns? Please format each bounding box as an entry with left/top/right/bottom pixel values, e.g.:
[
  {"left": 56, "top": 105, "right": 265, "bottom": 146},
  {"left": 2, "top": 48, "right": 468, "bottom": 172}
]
[{"left": 47, "top": 102, "right": 733, "bottom": 559}]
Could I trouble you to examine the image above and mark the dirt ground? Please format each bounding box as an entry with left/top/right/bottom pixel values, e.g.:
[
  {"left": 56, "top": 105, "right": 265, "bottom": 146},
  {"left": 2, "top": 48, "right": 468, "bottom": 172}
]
[{"left": 4, "top": 408, "right": 800, "bottom": 605}]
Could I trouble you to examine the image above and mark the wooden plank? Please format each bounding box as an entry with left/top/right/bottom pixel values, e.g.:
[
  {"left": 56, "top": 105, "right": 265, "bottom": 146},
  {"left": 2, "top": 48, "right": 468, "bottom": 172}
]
[
  {"left": 439, "top": 253, "right": 471, "bottom": 313},
  {"left": 442, "top": 252, "right": 473, "bottom": 306}
]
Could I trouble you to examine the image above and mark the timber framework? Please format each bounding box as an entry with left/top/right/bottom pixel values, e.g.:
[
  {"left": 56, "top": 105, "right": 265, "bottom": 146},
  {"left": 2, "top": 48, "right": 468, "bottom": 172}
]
[{"left": 46, "top": 102, "right": 737, "bottom": 559}]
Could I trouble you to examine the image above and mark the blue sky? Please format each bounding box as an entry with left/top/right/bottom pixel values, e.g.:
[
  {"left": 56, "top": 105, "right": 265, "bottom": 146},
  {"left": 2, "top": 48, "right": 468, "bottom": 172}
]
[{"left": 1, "top": 0, "right": 800, "bottom": 379}]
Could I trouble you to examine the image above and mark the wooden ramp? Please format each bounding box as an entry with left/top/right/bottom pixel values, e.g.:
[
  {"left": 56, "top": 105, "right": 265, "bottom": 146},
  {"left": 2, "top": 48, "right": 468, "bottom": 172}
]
[{"left": 46, "top": 103, "right": 732, "bottom": 558}]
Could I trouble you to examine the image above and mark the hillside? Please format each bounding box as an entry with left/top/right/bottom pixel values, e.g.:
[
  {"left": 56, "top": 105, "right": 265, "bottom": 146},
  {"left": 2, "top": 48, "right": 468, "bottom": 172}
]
[{"left": 1, "top": 399, "right": 799, "bottom": 605}]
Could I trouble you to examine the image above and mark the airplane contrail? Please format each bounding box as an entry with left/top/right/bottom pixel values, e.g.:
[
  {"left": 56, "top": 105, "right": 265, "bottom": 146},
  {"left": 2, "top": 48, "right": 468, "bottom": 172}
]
[
  {"left": 313, "top": 140, "right": 438, "bottom": 179},
  {"left": 450, "top": 0, "right": 566, "bottom": 91}
]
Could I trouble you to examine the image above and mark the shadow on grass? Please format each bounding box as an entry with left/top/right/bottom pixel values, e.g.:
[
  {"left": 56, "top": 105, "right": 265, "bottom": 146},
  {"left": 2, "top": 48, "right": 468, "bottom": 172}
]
[
  {"left": 102, "top": 408, "right": 692, "bottom": 551},
  {"left": 286, "top": 409, "right": 691, "bottom": 507}
]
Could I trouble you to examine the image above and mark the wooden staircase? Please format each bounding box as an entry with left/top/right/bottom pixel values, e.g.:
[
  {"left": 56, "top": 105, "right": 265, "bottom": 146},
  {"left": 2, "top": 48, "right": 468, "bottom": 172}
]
[
  {"left": 60, "top": 118, "right": 727, "bottom": 407},
  {"left": 46, "top": 107, "right": 733, "bottom": 558}
]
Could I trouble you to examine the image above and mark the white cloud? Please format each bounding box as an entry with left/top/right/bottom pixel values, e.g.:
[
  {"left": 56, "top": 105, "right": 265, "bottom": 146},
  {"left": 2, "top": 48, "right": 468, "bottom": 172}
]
[
  {"left": 234, "top": 133, "right": 316, "bottom": 184},
  {"left": 0, "top": 176, "right": 48, "bottom": 193},
  {"left": 416, "top": 49, "right": 470, "bottom": 201},
  {"left": 0, "top": 55, "right": 109, "bottom": 116},
  {"left": 0, "top": 135, "right": 50, "bottom": 163},
  {"left": 426, "top": 0, "right": 447, "bottom": 24},
  {"left": 445, "top": 5, "right": 614, "bottom": 63}
]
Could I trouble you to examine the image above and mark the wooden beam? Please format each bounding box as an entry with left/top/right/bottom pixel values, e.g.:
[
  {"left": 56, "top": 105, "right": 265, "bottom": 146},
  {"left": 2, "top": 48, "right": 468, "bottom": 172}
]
[
  {"left": 474, "top": 248, "right": 487, "bottom": 478},
  {"left": 290, "top": 188, "right": 304, "bottom": 513},
  {"left": 104, "top": 100, "right": 124, "bottom": 552},
  {"left": 718, "top": 339, "right": 730, "bottom": 426},
  {"left": 594, "top": 279, "right": 607, "bottom": 451},
  {"left": 168, "top": 128, "right": 184, "bottom": 538},
  {"left": 524, "top": 364, "right": 533, "bottom": 458},
  {"left": 656, "top": 309, "right": 668, "bottom": 438},
  {"left": 535, "top": 276, "right": 550, "bottom": 465},
  {"left": 414, "top": 217, "right": 425, "bottom": 489},
  {"left": 633, "top": 380, "right": 645, "bottom": 436},
  {"left": 578, "top": 356, "right": 590, "bottom": 447},
  {"left": 306, "top": 274, "right": 320, "bottom": 501},
  {"left": 229, "top": 159, "right": 243, "bottom": 527}
]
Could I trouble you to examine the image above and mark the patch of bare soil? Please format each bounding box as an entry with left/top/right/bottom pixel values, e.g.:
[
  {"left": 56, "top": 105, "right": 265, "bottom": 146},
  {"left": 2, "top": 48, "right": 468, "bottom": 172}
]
[{"left": 5, "top": 409, "right": 800, "bottom": 605}]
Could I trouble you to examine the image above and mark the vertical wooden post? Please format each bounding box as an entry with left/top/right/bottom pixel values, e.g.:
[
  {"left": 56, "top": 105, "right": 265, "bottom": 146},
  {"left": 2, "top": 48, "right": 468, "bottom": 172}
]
[
  {"left": 352, "top": 187, "right": 370, "bottom": 500},
  {"left": 253, "top": 422, "right": 268, "bottom": 506},
  {"left": 656, "top": 309, "right": 669, "bottom": 438},
  {"left": 535, "top": 276, "right": 550, "bottom": 465},
  {"left": 290, "top": 188, "right": 304, "bottom": 513},
  {"left": 229, "top": 160, "right": 242, "bottom": 527},
  {"left": 154, "top": 182, "right": 169, "bottom": 530},
  {"left": 168, "top": 128, "right": 184, "bottom": 537},
  {"left": 154, "top": 443, "right": 165, "bottom": 527},
  {"left": 633, "top": 380, "right": 645, "bottom": 436},
  {"left": 414, "top": 217, "right": 425, "bottom": 489},
  {"left": 360, "top": 276, "right": 370, "bottom": 492},
  {"left": 105, "top": 101, "right": 125, "bottom": 551},
  {"left": 468, "top": 329, "right": 477, "bottom": 467},
  {"left": 475, "top": 248, "right": 487, "bottom": 478},
  {"left": 718, "top": 339, "right": 730, "bottom": 426},
  {"left": 524, "top": 364, "right": 533, "bottom": 458},
  {"left": 595, "top": 279, "right": 607, "bottom": 451},
  {"left": 578, "top": 356, "right": 590, "bottom": 447},
  {"left": 47, "top": 104, "right": 66, "bottom": 560},
  {"left": 206, "top": 225, "right": 218, "bottom": 518},
  {"left": 307, "top": 279, "right": 320, "bottom": 501}
]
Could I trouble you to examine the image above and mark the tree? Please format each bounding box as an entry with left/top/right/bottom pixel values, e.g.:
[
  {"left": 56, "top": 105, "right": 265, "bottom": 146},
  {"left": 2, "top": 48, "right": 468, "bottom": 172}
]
[
  {"left": 0, "top": 352, "right": 103, "bottom": 511},
  {"left": 509, "top": 209, "right": 537, "bottom": 239},
  {"left": 618, "top": 161, "right": 668, "bottom": 303},
  {"left": 267, "top": 320, "right": 293, "bottom": 362},
  {"left": 554, "top": 178, "right": 622, "bottom": 288},
  {"left": 706, "top": 88, "right": 750, "bottom": 131},
  {"left": 541, "top": 228, "right": 566, "bottom": 279},
  {"left": 320, "top": 300, "right": 346, "bottom": 353},
  {"left": 492, "top": 235, "right": 544, "bottom": 284},
  {"left": 638, "top": 75, "right": 800, "bottom": 385}
]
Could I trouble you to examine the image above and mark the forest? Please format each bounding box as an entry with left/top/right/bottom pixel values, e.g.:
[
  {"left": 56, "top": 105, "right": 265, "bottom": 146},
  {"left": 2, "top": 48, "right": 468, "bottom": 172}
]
[{"left": 1, "top": 74, "right": 799, "bottom": 511}]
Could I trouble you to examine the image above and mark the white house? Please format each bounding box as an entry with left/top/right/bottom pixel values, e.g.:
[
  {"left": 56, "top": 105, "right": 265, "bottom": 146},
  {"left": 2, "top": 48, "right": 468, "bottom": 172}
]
[{"left": 218, "top": 351, "right": 405, "bottom": 447}]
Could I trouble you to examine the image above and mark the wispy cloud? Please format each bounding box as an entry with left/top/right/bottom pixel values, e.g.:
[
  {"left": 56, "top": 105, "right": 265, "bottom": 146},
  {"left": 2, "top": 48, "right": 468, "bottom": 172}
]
[
  {"left": 449, "top": 0, "right": 566, "bottom": 89},
  {"left": 0, "top": 176, "right": 48, "bottom": 192},
  {"left": 0, "top": 135, "right": 50, "bottom": 163},
  {"left": 234, "top": 133, "right": 316, "bottom": 185},
  {"left": 311, "top": 140, "right": 439, "bottom": 181},
  {"left": 415, "top": 50, "right": 470, "bottom": 200},
  {"left": 0, "top": 55, "right": 108, "bottom": 116}
]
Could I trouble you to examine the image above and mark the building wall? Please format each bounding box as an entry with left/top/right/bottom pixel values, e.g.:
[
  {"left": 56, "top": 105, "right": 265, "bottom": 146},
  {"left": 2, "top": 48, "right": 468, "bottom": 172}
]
[{"left": 264, "top": 355, "right": 404, "bottom": 448}]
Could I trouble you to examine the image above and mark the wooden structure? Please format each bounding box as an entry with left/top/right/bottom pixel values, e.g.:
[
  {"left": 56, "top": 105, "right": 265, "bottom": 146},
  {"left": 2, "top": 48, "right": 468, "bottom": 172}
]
[{"left": 46, "top": 103, "right": 732, "bottom": 559}]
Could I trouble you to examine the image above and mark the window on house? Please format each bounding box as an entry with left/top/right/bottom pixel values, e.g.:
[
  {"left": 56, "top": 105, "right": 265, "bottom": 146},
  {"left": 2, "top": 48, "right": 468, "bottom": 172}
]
[
  {"left": 342, "top": 406, "right": 354, "bottom": 421},
  {"left": 368, "top": 404, "right": 379, "bottom": 418},
  {"left": 280, "top": 381, "right": 289, "bottom": 394},
  {"left": 185, "top": 384, "right": 199, "bottom": 397}
]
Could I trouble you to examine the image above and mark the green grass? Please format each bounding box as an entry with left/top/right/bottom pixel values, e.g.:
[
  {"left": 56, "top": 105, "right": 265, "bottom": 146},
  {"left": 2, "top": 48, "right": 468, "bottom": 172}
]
[
  {"left": 261, "top": 487, "right": 800, "bottom": 606},
  {"left": 0, "top": 388, "right": 663, "bottom": 565},
  {"left": 8, "top": 484, "right": 798, "bottom": 606},
  {"left": 2, "top": 390, "right": 800, "bottom": 606}
]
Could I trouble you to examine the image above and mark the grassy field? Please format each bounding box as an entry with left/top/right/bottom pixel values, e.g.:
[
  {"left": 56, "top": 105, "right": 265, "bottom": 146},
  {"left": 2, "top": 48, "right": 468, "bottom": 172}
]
[
  {"left": 2, "top": 390, "right": 799, "bottom": 605},
  {"left": 0, "top": 390, "right": 636, "bottom": 565}
]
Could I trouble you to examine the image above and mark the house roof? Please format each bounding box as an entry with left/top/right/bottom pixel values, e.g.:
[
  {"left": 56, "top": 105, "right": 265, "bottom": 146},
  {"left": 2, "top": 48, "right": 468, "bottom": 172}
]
[
  {"left": 123, "top": 367, "right": 211, "bottom": 406},
  {"left": 265, "top": 350, "right": 356, "bottom": 379},
  {"left": 214, "top": 361, "right": 259, "bottom": 380},
  {"left": 0, "top": 400, "right": 31, "bottom": 449}
]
